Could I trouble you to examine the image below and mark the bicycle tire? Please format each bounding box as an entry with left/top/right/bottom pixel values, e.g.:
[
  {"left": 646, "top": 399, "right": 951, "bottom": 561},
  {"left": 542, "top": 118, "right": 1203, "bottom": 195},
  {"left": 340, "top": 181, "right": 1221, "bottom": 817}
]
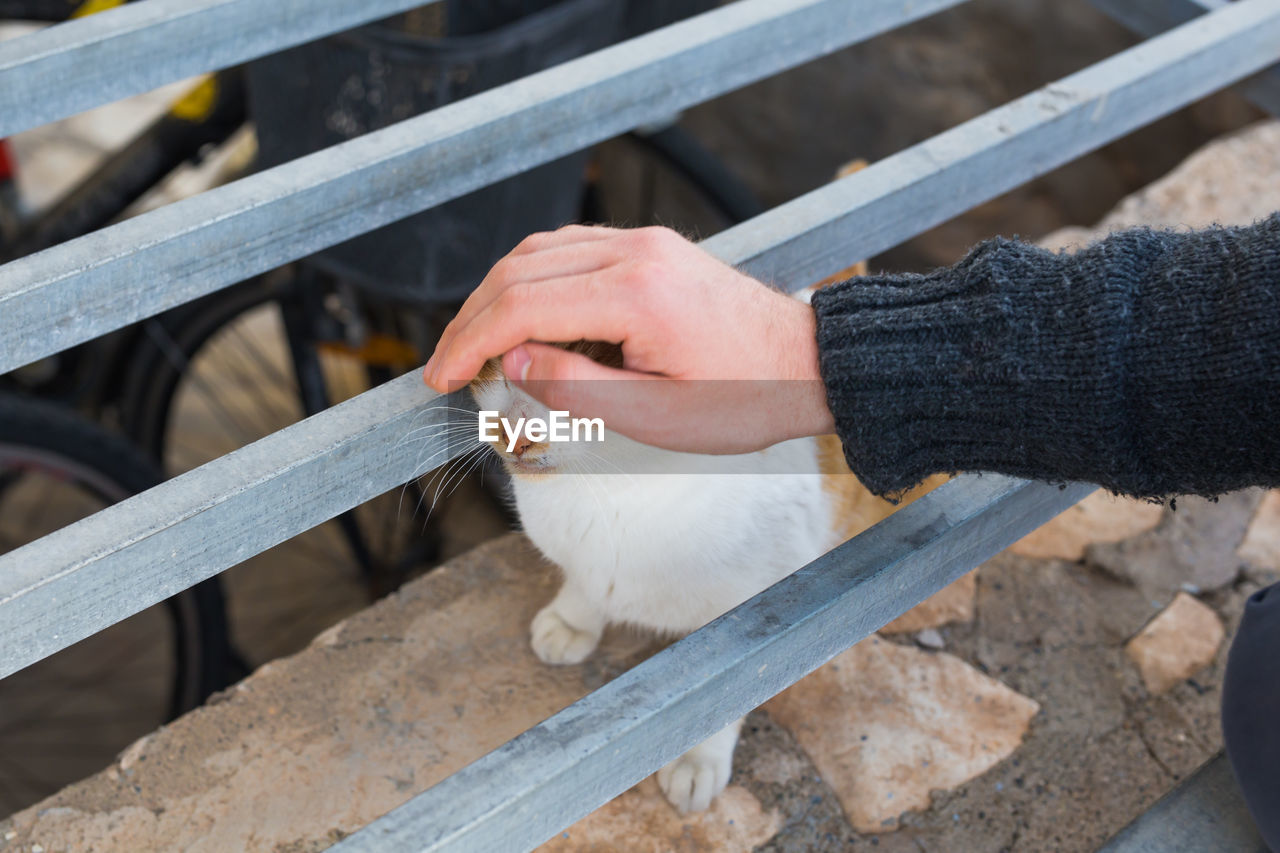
[
  {"left": 118, "top": 270, "right": 454, "bottom": 668},
  {"left": 0, "top": 392, "right": 230, "bottom": 815}
]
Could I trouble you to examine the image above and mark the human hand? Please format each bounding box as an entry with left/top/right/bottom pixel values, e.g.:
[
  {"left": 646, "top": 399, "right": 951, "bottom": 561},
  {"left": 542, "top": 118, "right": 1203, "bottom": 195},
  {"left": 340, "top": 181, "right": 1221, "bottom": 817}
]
[{"left": 423, "top": 225, "right": 834, "bottom": 454}]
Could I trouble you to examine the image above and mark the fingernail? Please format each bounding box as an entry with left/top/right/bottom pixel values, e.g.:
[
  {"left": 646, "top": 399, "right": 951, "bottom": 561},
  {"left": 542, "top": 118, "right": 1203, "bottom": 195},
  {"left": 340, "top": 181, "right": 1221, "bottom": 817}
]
[{"left": 507, "top": 346, "right": 531, "bottom": 384}]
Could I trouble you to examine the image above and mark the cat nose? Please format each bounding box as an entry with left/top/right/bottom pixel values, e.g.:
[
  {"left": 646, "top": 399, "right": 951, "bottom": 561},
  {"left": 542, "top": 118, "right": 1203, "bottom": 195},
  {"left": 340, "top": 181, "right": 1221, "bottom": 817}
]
[{"left": 501, "top": 423, "right": 534, "bottom": 458}]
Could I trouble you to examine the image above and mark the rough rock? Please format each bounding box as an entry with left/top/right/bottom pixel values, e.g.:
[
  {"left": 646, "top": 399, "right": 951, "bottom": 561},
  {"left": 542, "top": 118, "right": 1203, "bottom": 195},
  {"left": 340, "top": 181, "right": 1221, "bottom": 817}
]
[
  {"left": 1010, "top": 492, "right": 1163, "bottom": 561},
  {"left": 1037, "top": 120, "right": 1280, "bottom": 258},
  {"left": 1086, "top": 491, "right": 1264, "bottom": 598},
  {"left": 881, "top": 572, "right": 976, "bottom": 634},
  {"left": 763, "top": 636, "right": 1039, "bottom": 833},
  {"left": 910, "top": 553, "right": 1223, "bottom": 852},
  {"left": 1125, "top": 593, "right": 1225, "bottom": 696},
  {"left": 1238, "top": 490, "right": 1280, "bottom": 571},
  {"left": 0, "top": 535, "right": 660, "bottom": 852},
  {"left": 730, "top": 711, "right": 859, "bottom": 851},
  {"left": 539, "top": 780, "right": 782, "bottom": 853},
  {"left": 1088, "top": 121, "right": 1280, "bottom": 232},
  {"left": 914, "top": 628, "right": 946, "bottom": 650}
]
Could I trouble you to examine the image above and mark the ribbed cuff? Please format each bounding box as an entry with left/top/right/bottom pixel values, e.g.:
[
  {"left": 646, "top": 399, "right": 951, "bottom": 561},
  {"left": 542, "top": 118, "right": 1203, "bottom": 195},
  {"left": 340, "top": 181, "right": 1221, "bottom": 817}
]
[
  {"left": 809, "top": 237, "right": 1122, "bottom": 498},
  {"left": 809, "top": 217, "right": 1280, "bottom": 500}
]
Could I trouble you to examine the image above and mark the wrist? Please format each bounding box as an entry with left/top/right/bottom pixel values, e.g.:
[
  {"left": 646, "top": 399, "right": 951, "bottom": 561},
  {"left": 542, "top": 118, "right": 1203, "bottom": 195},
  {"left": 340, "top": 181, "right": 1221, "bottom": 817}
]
[{"left": 772, "top": 298, "right": 836, "bottom": 442}]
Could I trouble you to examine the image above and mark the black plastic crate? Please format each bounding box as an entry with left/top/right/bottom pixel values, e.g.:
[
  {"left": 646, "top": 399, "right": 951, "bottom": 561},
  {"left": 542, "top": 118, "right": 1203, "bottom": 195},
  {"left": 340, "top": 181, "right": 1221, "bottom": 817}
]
[
  {"left": 247, "top": 0, "right": 718, "bottom": 305},
  {"left": 247, "top": 0, "right": 623, "bottom": 305}
]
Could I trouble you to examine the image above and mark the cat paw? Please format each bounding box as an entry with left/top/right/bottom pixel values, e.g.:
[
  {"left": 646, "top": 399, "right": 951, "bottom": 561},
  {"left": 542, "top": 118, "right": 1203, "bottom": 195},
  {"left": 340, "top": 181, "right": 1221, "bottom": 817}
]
[
  {"left": 530, "top": 604, "right": 601, "bottom": 665},
  {"left": 657, "top": 742, "right": 733, "bottom": 813}
]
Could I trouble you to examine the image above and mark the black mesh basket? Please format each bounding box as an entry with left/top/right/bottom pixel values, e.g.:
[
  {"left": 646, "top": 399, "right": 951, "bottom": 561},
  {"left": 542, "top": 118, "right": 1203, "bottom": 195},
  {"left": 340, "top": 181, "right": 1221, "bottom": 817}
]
[
  {"left": 621, "top": 0, "right": 719, "bottom": 38},
  {"left": 246, "top": 0, "right": 717, "bottom": 305}
]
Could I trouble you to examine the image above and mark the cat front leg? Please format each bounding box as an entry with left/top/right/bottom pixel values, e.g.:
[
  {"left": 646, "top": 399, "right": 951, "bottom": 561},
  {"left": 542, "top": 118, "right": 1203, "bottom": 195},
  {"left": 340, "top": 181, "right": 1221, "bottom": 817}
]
[
  {"left": 656, "top": 717, "right": 742, "bottom": 813},
  {"left": 530, "top": 579, "right": 605, "bottom": 665}
]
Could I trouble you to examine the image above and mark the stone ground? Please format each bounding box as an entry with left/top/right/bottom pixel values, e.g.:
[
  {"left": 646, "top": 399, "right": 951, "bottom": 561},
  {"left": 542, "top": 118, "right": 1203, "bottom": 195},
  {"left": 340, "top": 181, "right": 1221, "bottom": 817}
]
[
  {"left": 3, "top": 12, "right": 1280, "bottom": 852},
  {"left": 2, "top": 491, "right": 1277, "bottom": 852}
]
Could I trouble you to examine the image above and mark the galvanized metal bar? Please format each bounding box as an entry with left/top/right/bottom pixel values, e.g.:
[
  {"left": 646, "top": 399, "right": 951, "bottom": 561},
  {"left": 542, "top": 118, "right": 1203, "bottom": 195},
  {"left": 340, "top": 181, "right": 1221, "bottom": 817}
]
[
  {"left": 0, "top": 0, "right": 970, "bottom": 375},
  {"left": 2, "top": 0, "right": 1272, "bottom": 679},
  {"left": 1088, "top": 0, "right": 1230, "bottom": 40},
  {"left": 332, "top": 476, "right": 1096, "bottom": 852},
  {"left": 1086, "top": 0, "right": 1280, "bottom": 115},
  {"left": 0, "top": 0, "right": 440, "bottom": 138},
  {"left": 703, "top": 0, "right": 1280, "bottom": 290},
  {"left": 0, "top": 375, "right": 474, "bottom": 679}
]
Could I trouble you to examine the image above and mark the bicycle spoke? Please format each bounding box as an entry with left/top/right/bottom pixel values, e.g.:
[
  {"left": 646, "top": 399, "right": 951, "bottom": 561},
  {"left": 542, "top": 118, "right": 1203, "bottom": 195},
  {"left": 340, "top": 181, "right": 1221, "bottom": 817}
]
[
  {"left": 207, "top": 325, "right": 298, "bottom": 437},
  {"left": 171, "top": 368, "right": 280, "bottom": 466},
  {"left": 227, "top": 306, "right": 300, "bottom": 398},
  {"left": 144, "top": 318, "right": 273, "bottom": 459},
  {"left": 223, "top": 316, "right": 312, "bottom": 431},
  {"left": 0, "top": 395, "right": 218, "bottom": 817}
]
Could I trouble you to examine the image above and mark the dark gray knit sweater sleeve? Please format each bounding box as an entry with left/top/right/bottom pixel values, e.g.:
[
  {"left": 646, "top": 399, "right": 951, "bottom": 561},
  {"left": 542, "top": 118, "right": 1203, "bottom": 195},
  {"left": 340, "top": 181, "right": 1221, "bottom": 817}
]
[{"left": 810, "top": 213, "right": 1280, "bottom": 499}]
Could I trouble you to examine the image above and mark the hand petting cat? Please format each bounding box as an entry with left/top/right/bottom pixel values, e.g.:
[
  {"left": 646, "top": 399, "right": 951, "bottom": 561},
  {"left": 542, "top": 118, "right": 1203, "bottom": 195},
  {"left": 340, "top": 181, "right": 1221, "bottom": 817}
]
[{"left": 423, "top": 224, "right": 835, "bottom": 454}]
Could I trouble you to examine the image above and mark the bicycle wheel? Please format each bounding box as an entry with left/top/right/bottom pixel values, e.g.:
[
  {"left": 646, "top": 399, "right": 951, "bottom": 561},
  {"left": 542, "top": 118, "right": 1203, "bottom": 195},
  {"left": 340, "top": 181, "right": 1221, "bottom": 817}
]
[
  {"left": 0, "top": 393, "right": 229, "bottom": 816},
  {"left": 119, "top": 267, "right": 465, "bottom": 669}
]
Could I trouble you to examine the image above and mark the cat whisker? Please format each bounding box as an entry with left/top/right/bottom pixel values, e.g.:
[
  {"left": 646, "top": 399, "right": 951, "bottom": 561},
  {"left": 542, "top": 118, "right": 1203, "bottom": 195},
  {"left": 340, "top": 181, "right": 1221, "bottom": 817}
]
[
  {"left": 435, "top": 444, "right": 488, "bottom": 505},
  {"left": 564, "top": 455, "right": 621, "bottom": 557},
  {"left": 426, "top": 443, "right": 487, "bottom": 512},
  {"left": 407, "top": 431, "right": 480, "bottom": 480},
  {"left": 399, "top": 429, "right": 479, "bottom": 452},
  {"left": 578, "top": 447, "right": 635, "bottom": 483},
  {"left": 396, "top": 435, "right": 480, "bottom": 520},
  {"left": 395, "top": 419, "right": 481, "bottom": 451},
  {"left": 397, "top": 404, "right": 479, "bottom": 437},
  {"left": 404, "top": 403, "right": 483, "bottom": 426},
  {"left": 405, "top": 443, "right": 486, "bottom": 527}
]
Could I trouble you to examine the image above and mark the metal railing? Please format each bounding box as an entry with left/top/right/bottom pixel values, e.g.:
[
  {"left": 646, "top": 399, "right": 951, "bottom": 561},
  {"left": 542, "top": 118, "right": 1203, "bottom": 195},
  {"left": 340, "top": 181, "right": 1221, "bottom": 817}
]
[
  {"left": 0, "top": 0, "right": 438, "bottom": 136},
  {"left": 2, "top": 0, "right": 1278, "bottom": 849}
]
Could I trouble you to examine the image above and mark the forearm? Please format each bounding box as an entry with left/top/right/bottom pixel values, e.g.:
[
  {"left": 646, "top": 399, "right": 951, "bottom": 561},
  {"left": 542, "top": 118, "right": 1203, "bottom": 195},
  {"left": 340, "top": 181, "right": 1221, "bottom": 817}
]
[{"left": 811, "top": 214, "right": 1280, "bottom": 499}]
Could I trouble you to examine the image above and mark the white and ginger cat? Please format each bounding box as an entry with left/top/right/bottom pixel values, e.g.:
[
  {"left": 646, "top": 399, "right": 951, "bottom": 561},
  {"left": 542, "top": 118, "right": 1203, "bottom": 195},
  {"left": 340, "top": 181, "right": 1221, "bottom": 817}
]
[
  {"left": 468, "top": 158, "right": 931, "bottom": 813},
  {"left": 470, "top": 337, "right": 940, "bottom": 814}
]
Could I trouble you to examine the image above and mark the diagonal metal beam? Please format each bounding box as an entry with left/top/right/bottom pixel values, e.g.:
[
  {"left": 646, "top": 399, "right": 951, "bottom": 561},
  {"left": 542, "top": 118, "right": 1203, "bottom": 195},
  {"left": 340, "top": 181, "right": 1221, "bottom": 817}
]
[
  {"left": 0, "top": 0, "right": 970, "bottom": 375},
  {"left": 331, "top": 475, "right": 1095, "bottom": 852},
  {"left": 0, "top": 0, "right": 441, "bottom": 138},
  {"left": 704, "top": 0, "right": 1280, "bottom": 291},
  {"left": 1086, "top": 0, "right": 1280, "bottom": 115},
  {"left": 0, "top": 375, "right": 476, "bottom": 680},
  {"left": 3, "top": 0, "right": 1278, "bottom": 688}
]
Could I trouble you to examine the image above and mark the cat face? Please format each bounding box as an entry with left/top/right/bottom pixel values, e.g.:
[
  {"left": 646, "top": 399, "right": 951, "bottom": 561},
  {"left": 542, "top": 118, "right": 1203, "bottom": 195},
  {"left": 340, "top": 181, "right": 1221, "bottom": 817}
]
[{"left": 468, "top": 341, "right": 623, "bottom": 478}]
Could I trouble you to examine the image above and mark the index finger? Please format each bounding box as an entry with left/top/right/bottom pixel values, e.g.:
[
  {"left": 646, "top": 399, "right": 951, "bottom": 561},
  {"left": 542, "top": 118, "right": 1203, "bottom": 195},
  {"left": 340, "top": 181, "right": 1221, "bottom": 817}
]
[{"left": 426, "top": 272, "right": 637, "bottom": 390}]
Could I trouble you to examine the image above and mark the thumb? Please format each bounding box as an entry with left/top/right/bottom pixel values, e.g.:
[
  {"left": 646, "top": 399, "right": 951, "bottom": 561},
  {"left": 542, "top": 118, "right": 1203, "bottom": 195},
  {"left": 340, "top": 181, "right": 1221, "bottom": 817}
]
[{"left": 505, "top": 342, "right": 662, "bottom": 438}]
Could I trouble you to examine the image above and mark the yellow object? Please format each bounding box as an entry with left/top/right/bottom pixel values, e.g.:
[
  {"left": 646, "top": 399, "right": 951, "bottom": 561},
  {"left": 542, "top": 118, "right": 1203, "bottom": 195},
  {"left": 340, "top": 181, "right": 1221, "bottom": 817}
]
[
  {"left": 70, "top": 0, "right": 124, "bottom": 18},
  {"left": 170, "top": 76, "right": 219, "bottom": 122},
  {"left": 317, "top": 335, "right": 422, "bottom": 368}
]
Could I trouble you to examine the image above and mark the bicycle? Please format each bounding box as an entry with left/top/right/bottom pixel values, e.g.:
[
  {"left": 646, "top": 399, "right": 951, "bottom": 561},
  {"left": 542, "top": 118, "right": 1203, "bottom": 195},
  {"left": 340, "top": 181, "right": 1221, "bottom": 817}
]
[
  {"left": 2, "top": 0, "right": 761, "bottom": 670},
  {"left": 0, "top": 392, "right": 231, "bottom": 816}
]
